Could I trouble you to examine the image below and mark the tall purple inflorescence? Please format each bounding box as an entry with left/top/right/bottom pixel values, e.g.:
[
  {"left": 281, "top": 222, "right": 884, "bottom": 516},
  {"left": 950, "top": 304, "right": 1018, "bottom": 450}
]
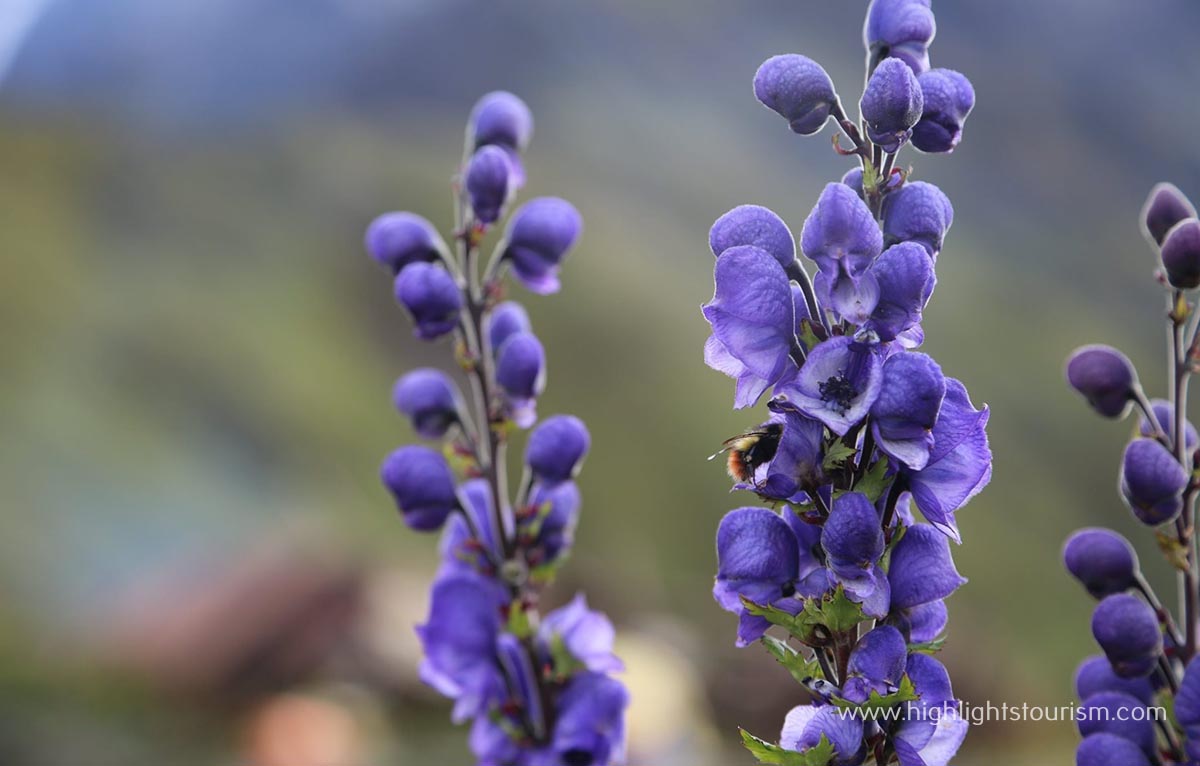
[
  {"left": 704, "top": 3, "right": 989, "bottom": 764},
  {"left": 1064, "top": 181, "right": 1200, "bottom": 766},
  {"left": 367, "top": 92, "right": 627, "bottom": 766}
]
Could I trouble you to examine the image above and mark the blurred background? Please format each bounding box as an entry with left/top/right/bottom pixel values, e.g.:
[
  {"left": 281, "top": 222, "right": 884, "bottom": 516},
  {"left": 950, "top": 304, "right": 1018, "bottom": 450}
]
[{"left": 3, "top": 1, "right": 1200, "bottom": 764}]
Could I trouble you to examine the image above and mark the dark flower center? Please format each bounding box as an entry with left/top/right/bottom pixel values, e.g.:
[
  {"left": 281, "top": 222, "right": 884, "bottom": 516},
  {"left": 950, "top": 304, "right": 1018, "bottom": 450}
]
[
  {"left": 819, "top": 372, "right": 858, "bottom": 414},
  {"left": 563, "top": 750, "right": 594, "bottom": 766}
]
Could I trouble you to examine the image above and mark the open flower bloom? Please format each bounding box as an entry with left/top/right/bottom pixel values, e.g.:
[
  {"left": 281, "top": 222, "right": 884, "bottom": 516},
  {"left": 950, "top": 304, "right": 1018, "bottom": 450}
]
[
  {"left": 780, "top": 704, "right": 866, "bottom": 766},
  {"left": 842, "top": 625, "right": 907, "bottom": 702},
  {"left": 773, "top": 336, "right": 883, "bottom": 436},
  {"left": 539, "top": 594, "right": 624, "bottom": 674},
  {"left": 548, "top": 672, "right": 630, "bottom": 766}
]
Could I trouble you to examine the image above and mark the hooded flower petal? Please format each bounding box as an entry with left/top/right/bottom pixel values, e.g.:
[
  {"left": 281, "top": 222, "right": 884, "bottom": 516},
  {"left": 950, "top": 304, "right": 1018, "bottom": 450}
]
[
  {"left": 866, "top": 242, "right": 936, "bottom": 343},
  {"left": 774, "top": 336, "right": 883, "bottom": 435},
  {"left": 871, "top": 351, "right": 946, "bottom": 470},
  {"left": 889, "top": 524, "right": 967, "bottom": 611},
  {"left": 893, "top": 654, "right": 967, "bottom": 766},
  {"left": 801, "top": 183, "right": 884, "bottom": 278},
  {"left": 843, "top": 625, "right": 908, "bottom": 702},
  {"left": 702, "top": 245, "right": 798, "bottom": 388},
  {"left": 1075, "top": 733, "right": 1151, "bottom": 766},
  {"left": 710, "top": 204, "right": 796, "bottom": 271},
  {"left": 704, "top": 334, "right": 773, "bottom": 409},
  {"left": 394, "top": 262, "right": 463, "bottom": 340},
  {"left": 1077, "top": 691, "right": 1155, "bottom": 757},
  {"left": 551, "top": 672, "right": 630, "bottom": 766},
  {"left": 906, "top": 598, "right": 948, "bottom": 643},
  {"left": 465, "top": 145, "right": 513, "bottom": 224},
  {"left": 524, "top": 481, "right": 581, "bottom": 566},
  {"left": 863, "top": 0, "right": 935, "bottom": 75},
  {"left": 381, "top": 445, "right": 459, "bottom": 531},
  {"left": 821, "top": 493, "right": 886, "bottom": 613},
  {"left": 502, "top": 197, "right": 582, "bottom": 294},
  {"left": 526, "top": 414, "right": 590, "bottom": 485},
  {"left": 1120, "top": 437, "right": 1188, "bottom": 526},
  {"left": 1075, "top": 655, "right": 1155, "bottom": 706},
  {"left": 1142, "top": 182, "right": 1197, "bottom": 246},
  {"left": 487, "top": 301, "right": 533, "bottom": 353},
  {"left": 714, "top": 507, "right": 801, "bottom": 613},
  {"left": 393, "top": 368, "right": 466, "bottom": 439},
  {"left": 495, "top": 331, "right": 546, "bottom": 427},
  {"left": 366, "top": 211, "right": 447, "bottom": 273},
  {"left": 759, "top": 409, "right": 827, "bottom": 500},
  {"left": 1063, "top": 528, "right": 1139, "bottom": 599},
  {"left": 439, "top": 479, "right": 506, "bottom": 576},
  {"left": 753, "top": 55, "right": 838, "bottom": 136},
  {"left": 1091, "top": 593, "right": 1161, "bottom": 678},
  {"left": 780, "top": 704, "right": 867, "bottom": 766},
  {"left": 912, "top": 68, "right": 975, "bottom": 154},
  {"left": 861, "top": 58, "right": 924, "bottom": 153},
  {"left": 882, "top": 181, "right": 954, "bottom": 258}
]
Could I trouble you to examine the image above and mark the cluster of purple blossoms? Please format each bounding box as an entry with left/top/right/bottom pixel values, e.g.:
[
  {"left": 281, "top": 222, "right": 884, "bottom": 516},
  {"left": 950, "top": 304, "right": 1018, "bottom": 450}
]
[
  {"left": 367, "top": 92, "right": 628, "bottom": 766},
  {"left": 1064, "top": 183, "right": 1200, "bottom": 766},
  {"left": 704, "top": 2, "right": 990, "bottom": 764}
]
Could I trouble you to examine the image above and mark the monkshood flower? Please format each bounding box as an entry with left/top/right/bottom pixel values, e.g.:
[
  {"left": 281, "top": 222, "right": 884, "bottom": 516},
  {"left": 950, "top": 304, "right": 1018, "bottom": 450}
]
[
  {"left": 1062, "top": 528, "right": 1139, "bottom": 599},
  {"left": 1120, "top": 437, "right": 1188, "bottom": 525},
  {"left": 702, "top": 5, "right": 988, "bottom": 764},
  {"left": 1141, "top": 182, "right": 1197, "bottom": 246},
  {"left": 367, "top": 93, "right": 625, "bottom": 765},
  {"left": 1162, "top": 218, "right": 1200, "bottom": 291},
  {"left": 1092, "top": 593, "right": 1161, "bottom": 678},
  {"left": 1065, "top": 345, "right": 1138, "bottom": 419}
]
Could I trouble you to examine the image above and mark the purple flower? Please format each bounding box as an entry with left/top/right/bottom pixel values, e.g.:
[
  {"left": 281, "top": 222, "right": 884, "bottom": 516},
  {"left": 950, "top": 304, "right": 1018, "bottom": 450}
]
[
  {"left": 887, "top": 523, "right": 966, "bottom": 631},
  {"left": 1142, "top": 182, "right": 1196, "bottom": 246},
  {"left": 871, "top": 352, "right": 946, "bottom": 470},
  {"left": 753, "top": 54, "right": 838, "bottom": 136},
  {"left": 756, "top": 409, "right": 826, "bottom": 501},
  {"left": 439, "top": 479, "right": 505, "bottom": 577},
  {"left": 393, "top": 368, "right": 465, "bottom": 439},
  {"left": 774, "top": 336, "right": 883, "bottom": 436},
  {"left": 1076, "top": 691, "right": 1156, "bottom": 758},
  {"left": 1076, "top": 733, "right": 1152, "bottom": 766},
  {"left": 1091, "top": 593, "right": 1161, "bottom": 678},
  {"left": 466, "top": 145, "right": 512, "bottom": 225},
  {"left": 1066, "top": 345, "right": 1138, "bottom": 419},
  {"left": 709, "top": 204, "right": 796, "bottom": 271},
  {"left": 495, "top": 331, "right": 546, "bottom": 428},
  {"left": 1075, "top": 655, "right": 1155, "bottom": 705},
  {"left": 841, "top": 166, "right": 902, "bottom": 199},
  {"left": 487, "top": 300, "right": 532, "bottom": 353},
  {"left": 1161, "top": 218, "right": 1200, "bottom": 290},
  {"left": 1063, "top": 528, "right": 1139, "bottom": 599},
  {"left": 779, "top": 704, "right": 866, "bottom": 766},
  {"left": 842, "top": 625, "right": 907, "bottom": 702},
  {"left": 861, "top": 58, "right": 924, "bottom": 153},
  {"left": 702, "top": 245, "right": 799, "bottom": 396},
  {"left": 365, "top": 211, "right": 447, "bottom": 273},
  {"left": 549, "top": 672, "right": 629, "bottom": 766},
  {"left": 394, "top": 262, "right": 463, "bottom": 340},
  {"left": 1139, "top": 398, "right": 1199, "bottom": 452},
  {"left": 381, "top": 445, "right": 459, "bottom": 531},
  {"left": 863, "top": 0, "right": 936, "bottom": 75},
  {"left": 821, "top": 492, "right": 889, "bottom": 617},
  {"left": 416, "top": 572, "right": 508, "bottom": 722},
  {"left": 523, "top": 481, "right": 581, "bottom": 566},
  {"left": 1119, "top": 437, "right": 1188, "bottom": 526},
  {"left": 502, "top": 197, "right": 583, "bottom": 295},
  {"left": 526, "top": 414, "right": 590, "bottom": 486},
  {"left": 905, "top": 378, "right": 991, "bottom": 543},
  {"left": 470, "top": 90, "right": 532, "bottom": 185},
  {"left": 1176, "top": 657, "right": 1200, "bottom": 754},
  {"left": 801, "top": 183, "right": 884, "bottom": 323},
  {"left": 912, "top": 69, "right": 975, "bottom": 154},
  {"left": 882, "top": 181, "right": 954, "bottom": 258},
  {"left": 893, "top": 654, "right": 968, "bottom": 766},
  {"left": 540, "top": 594, "right": 623, "bottom": 674},
  {"left": 866, "top": 242, "right": 936, "bottom": 344}
]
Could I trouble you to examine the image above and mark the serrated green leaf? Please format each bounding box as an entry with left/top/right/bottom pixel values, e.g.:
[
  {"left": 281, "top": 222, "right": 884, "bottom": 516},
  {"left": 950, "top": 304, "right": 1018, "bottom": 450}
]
[
  {"left": 831, "top": 673, "right": 919, "bottom": 712},
  {"left": 908, "top": 636, "right": 946, "bottom": 655},
  {"left": 823, "top": 441, "right": 858, "bottom": 472},
  {"left": 862, "top": 162, "right": 880, "bottom": 194},
  {"left": 853, "top": 457, "right": 891, "bottom": 502},
  {"left": 761, "top": 635, "right": 824, "bottom": 684},
  {"left": 740, "top": 729, "right": 835, "bottom": 766},
  {"left": 742, "top": 586, "right": 868, "bottom": 645}
]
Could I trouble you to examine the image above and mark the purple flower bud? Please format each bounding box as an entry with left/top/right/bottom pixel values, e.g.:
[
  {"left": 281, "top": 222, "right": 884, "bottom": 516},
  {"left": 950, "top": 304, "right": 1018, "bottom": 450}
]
[
  {"left": 1065, "top": 345, "right": 1138, "bottom": 419},
  {"left": 526, "top": 414, "right": 590, "bottom": 485},
  {"left": 502, "top": 197, "right": 583, "bottom": 295},
  {"left": 365, "top": 211, "right": 447, "bottom": 273},
  {"left": 861, "top": 58, "right": 924, "bottom": 153},
  {"left": 486, "top": 300, "right": 532, "bottom": 353},
  {"left": 1075, "top": 655, "right": 1154, "bottom": 705},
  {"left": 1139, "top": 398, "right": 1199, "bottom": 452},
  {"left": 393, "top": 368, "right": 465, "bottom": 439},
  {"left": 882, "top": 181, "right": 954, "bottom": 257},
  {"left": 863, "top": 0, "right": 936, "bottom": 76},
  {"left": 822, "top": 492, "right": 885, "bottom": 576},
  {"left": 871, "top": 351, "right": 946, "bottom": 470},
  {"left": 709, "top": 204, "right": 796, "bottom": 270},
  {"left": 1075, "top": 733, "right": 1151, "bottom": 766},
  {"left": 780, "top": 704, "right": 866, "bottom": 766},
  {"left": 1120, "top": 437, "right": 1187, "bottom": 525},
  {"left": 539, "top": 594, "right": 623, "bottom": 673},
  {"left": 912, "top": 69, "right": 974, "bottom": 154},
  {"left": 1076, "top": 691, "right": 1155, "bottom": 758},
  {"left": 1177, "top": 657, "right": 1200, "bottom": 745},
  {"left": 470, "top": 90, "right": 533, "bottom": 153},
  {"left": 525, "top": 481, "right": 580, "bottom": 565},
  {"left": 1091, "top": 593, "right": 1161, "bottom": 678},
  {"left": 1161, "top": 218, "right": 1200, "bottom": 290},
  {"left": 495, "top": 331, "right": 546, "bottom": 428},
  {"left": 465, "top": 146, "right": 512, "bottom": 225},
  {"left": 394, "top": 262, "right": 462, "bottom": 340},
  {"left": 1063, "top": 528, "right": 1139, "bottom": 599},
  {"left": 381, "top": 445, "right": 459, "bottom": 531},
  {"left": 753, "top": 54, "right": 838, "bottom": 136},
  {"left": 1142, "top": 182, "right": 1197, "bottom": 246}
]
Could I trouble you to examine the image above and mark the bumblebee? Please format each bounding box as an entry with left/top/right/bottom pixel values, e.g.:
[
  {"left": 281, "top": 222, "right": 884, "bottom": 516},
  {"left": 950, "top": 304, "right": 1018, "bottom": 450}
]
[{"left": 710, "top": 422, "right": 784, "bottom": 483}]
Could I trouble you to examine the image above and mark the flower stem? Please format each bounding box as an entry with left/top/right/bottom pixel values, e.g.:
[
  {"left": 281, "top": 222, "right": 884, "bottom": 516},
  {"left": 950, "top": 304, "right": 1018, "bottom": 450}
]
[{"left": 1168, "top": 290, "right": 1197, "bottom": 662}]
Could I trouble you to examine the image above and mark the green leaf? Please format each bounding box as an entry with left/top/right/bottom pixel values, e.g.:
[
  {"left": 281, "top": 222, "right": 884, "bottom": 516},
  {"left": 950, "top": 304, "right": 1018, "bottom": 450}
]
[
  {"left": 547, "top": 633, "right": 585, "bottom": 680},
  {"left": 742, "top": 586, "right": 868, "bottom": 644},
  {"left": 797, "top": 319, "right": 822, "bottom": 352},
  {"left": 853, "top": 457, "right": 891, "bottom": 502},
  {"left": 831, "top": 673, "right": 919, "bottom": 713},
  {"left": 908, "top": 636, "right": 946, "bottom": 655},
  {"left": 1158, "top": 687, "right": 1181, "bottom": 733},
  {"left": 760, "top": 635, "right": 823, "bottom": 685},
  {"left": 740, "top": 729, "right": 835, "bottom": 766},
  {"left": 506, "top": 604, "right": 533, "bottom": 639},
  {"left": 861, "top": 162, "right": 880, "bottom": 195},
  {"left": 823, "top": 441, "right": 858, "bottom": 472}
]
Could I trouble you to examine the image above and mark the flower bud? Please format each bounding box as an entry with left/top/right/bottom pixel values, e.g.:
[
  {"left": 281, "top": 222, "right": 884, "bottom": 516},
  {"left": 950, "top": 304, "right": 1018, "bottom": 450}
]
[
  {"left": 1065, "top": 345, "right": 1137, "bottom": 419},
  {"left": 465, "top": 146, "right": 512, "bottom": 225},
  {"left": 365, "top": 212, "right": 446, "bottom": 273},
  {"left": 1142, "top": 182, "right": 1196, "bottom": 246},
  {"left": 1075, "top": 655, "right": 1154, "bottom": 705},
  {"left": 526, "top": 414, "right": 590, "bottom": 485},
  {"left": 753, "top": 54, "right": 837, "bottom": 136},
  {"left": 821, "top": 492, "right": 885, "bottom": 575},
  {"left": 1063, "top": 528, "right": 1139, "bottom": 599},
  {"left": 1091, "top": 593, "right": 1161, "bottom": 678},
  {"left": 861, "top": 58, "right": 924, "bottom": 153},
  {"left": 486, "top": 301, "right": 532, "bottom": 353},
  {"left": 912, "top": 68, "right": 975, "bottom": 154},
  {"left": 1076, "top": 692, "right": 1155, "bottom": 759},
  {"left": 1138, "top": 398, "right": 1199, "bottom": 452},
  {"left": 709, "top": 204, "right": 795, "bottom": 270},
  {"left": 1161, "top": 218, "right": 1200, "bottom": 290},
  {"left": 394, "top": 262, "right": 463, "bottom": 340},
  {"left": 381, "top": 445, "right": 459, "bottom": 531},
  {"left": 502, "top": 197, "right": 582, "bottom": 295},
  {"left": 393, "top": 368, "right": 464, "bottom": 439},
  {"left": 469, "top": 91, "right": 533, "bottom": 153},
  {"left": 495, "top": 331, "right": 546, "bottom": 428},
  {"left": 863, "top": 0, "right": 936, "bottom": 76},
  {"left": 841, "top": 166, "right": 901, "bottom": 199},
  {"left": 881, "top": 181, "right": 953, "bottom": 257},
  {"left": 1177, "top": 657, "right": 1200, "bottom": 749},
  {"left": 525, "top": 481, "right": 580, "bottom": 565},
  {"left": 1120, "top": 437, "right": 1188, "bottom": 525},
  {"left": 1075, "top": 733, "right": 1150, "bottom": 766}
]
